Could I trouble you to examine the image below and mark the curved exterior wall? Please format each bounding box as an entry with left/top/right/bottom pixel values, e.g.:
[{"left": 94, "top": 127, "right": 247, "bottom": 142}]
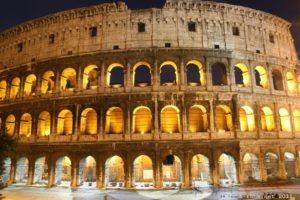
[{"left": 1, "top": 0, "right": 300, "bottom": 188}]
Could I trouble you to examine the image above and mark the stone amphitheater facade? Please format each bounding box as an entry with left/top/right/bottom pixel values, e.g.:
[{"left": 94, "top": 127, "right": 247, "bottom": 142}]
[{"left": 0, "top": 0, "right": 300, "bottom": 189}]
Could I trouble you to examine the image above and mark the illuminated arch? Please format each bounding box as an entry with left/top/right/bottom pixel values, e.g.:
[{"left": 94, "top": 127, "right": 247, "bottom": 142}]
[
  {"left": 254, "top": 66, "right": 268, "bottom": 88},
  {"left": 24, "top": 74, "right": 37, "bottom": 96},
  {"left": 37, "top": 111, "right": 51, "bottom": 137},
  {"left": 160, "top": 61, "right": 178, "bottom": 86},
  {"left": 218, "top": 153, "right": 237, "bottom": 184},
  {"left": 215, "top": 105, "right": 232, "bottom": 132},
  {"left": 133, "top": 155, "right": 154, "bottom": 188},
  {"left": 191, "top": 154, "right": 211, "bottom": 184},
  {"left": 279, "top": 108, "right": 291, "bottom": 132},
  {"left": 10, "top": 77, "right": 20, "bottom": 99},
  {"left": 60, "top": 68, "right": 77, "bottom": 91},
  {"left": 160, "top": 105, "right": 180, "bottom": 133},
  {"left": 189, "top": 105, "right": 208, "bottom": 132},
  {"left": 79, "top": 156, "right": 96, "bottom": 187},
  {"left": 133, "top": 62, "right": 151, "bottom": 86},
  {"left": 265, "top": 152, "right": 278, "bottom": 180},
  {"left": 284, "top": 152, "right": 296, "bottom": 178},
  {"left": 34, "top": 157, "right": 48, "bottom": 185},
  {"left": 272, "top": 69, "right": 284, "bottom": 90},
  {"left": 293, "top": 109, "right": 300, "bottom": 132},
  {"left": 133, "top": 106, "right": 152, "bottom": 134},
  {"left": 239, "top": 106, "right": 255, "bottom": 132},
  {"left": 105, "top": 107, "right": 124, "bottom": 134},
  {"left": 3, "top": 158, "right": 11, "bottom": 183},
  {"left": 212, "top": 63, "right": 227, "bottom": 85},
  {"left": 16, "top": 157, "right": 29, "bottom": 183},
  {"left": 6, "top": 114, "right": 16, "bottom": 136},
  {"left": 57, "top": 109, "right": 73, "bottom": 135},
  {"left": 41, "top": 71, "right": 55, "bottom": 94},
  {"left": 234, "top": 63, "right": 250, "bottom": 87},
  {"left": 0, "top": 80, "right": 7, "bottom": 100},
  {"left": 83, "top": 65, "right": 98, "bottom": 90},
  {"left": 261, "top": 107, "right": 275, "bottom": 132},
  {"left": 80, "top": 108, "right": 97, "bottom": 135},
  {"left": 55, "top": 156, "right": 71, "bottom": 186},
  {"left": 162, "top": 155, "right": 182, "bottom": 187},
  {"left": 19, "top": 113, "right": 32, "bottom": 137},
  {"left": 186, "top": 60, "right": 205, "bottom": 86},
  {"left": 106, "top": 63, "right": 125, "bottom": 87},
  {"left": 286, "top": 72, "right": 296, "bottom": 92},
  {"left": 105, "top": 156, "right": 125, "bottom": 188},
  {"left": 243, "top": 153, "right": 260, "bottom": 181}
]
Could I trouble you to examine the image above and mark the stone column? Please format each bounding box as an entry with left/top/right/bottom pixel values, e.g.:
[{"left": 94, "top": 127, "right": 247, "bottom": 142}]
[
  {"left": 154, "top": 153, "right": 162, "bottom": 188},
  {"left": 179, "top": 57, "right": 186, "bottom": 87},
  {"left": 295, "top": 157, "right": 300, "bottom": 177},
  {"left": 98, "top": 107, "right": 104, "bottom": 141},
  {"left": 154, "top": 95, "right": 160, "bottom": 140},
  {"left": 6, "top": 80, "right": 10, "bottom": 100},
  {"left": 211, "top": 159, "right": 219, "bottom": 186},
  {"left": 71, "top": 157, "right": 79, "bottom": 188},
  {"left": 19, "top": 76, "right": 25, "bottom": 98},
  {"left": 125, "top": 62, "right": 131, "bottom": 92},
  {"left": 183, "top": 152, "right": 191, "bottom": 188},
  {"left": 278, "top": 151, "right": 287, "bottom": 180},
  {"left": 259, "top": 151, "right": 268, "bottom": 182},
  {"left": 153, "top": 58, "right": 159, "bottom": 90},
  {"left": 182, "top": 105, "right": 188, "bottom": 137},
  {"left": 273, "top": 103, "right": 280, "bottom": 137},
  {"left": 209, "top": 100, "right": 215, "bottom": 138},
  {"left": 235, "top": 161, "right": 241, "bottom": 184},
  {"left": 125, "top": 107, "right": 131, "bottom": 141},
  {"left": 100, "top": 62, "right": 105, "bottom": 91},
  {"left": 9, "top": 159, "right": 16, "bottom": 184},
  {"left": 47, "top": 156, "right": 55, "bottom": 187},
  {"left": 27, "top": 158, "right": 35, "bottom": 185},
  {"left": 35, "top": 73, "right": 41, "bottom": 96},
  {"left": 125, "top": 153, "right": 132, "bottom": 188},
  {"left": 55, "top": 69, "right": 60, "bottom": 94},
  {"left": 96, "top": 156, "right": 104, "bottom": 188},
  {"left": 73, "top": 104, "right": 80, "bottom": 141},
  {"left": 76, "top": 66, "right": 82, "bottom": 92}
]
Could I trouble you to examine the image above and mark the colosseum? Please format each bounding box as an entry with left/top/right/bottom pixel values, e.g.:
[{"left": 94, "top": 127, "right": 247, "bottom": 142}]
[{"left": 0, "top": 0, "right": 299, "bottom": 190}]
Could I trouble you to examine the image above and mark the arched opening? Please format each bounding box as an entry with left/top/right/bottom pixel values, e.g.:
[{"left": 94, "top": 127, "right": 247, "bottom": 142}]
[
  {"left": 254, "top": 66, "right": 268, "bottom": 88},
  {"left": 243, "top": 153, "right": 260, "bottom": 182},
  {"left": 105, "top": 156, "right": 125, "bottom": 188},
  {"left": 41, "top": 71, "right": 55, "bottom": 94},
  {"left": 78, "top": 156, "right": 96, "bottom": 187},
  {"left": 33, "top": 157, "right": 48, "bottom": 185},
  {"left": 286, "top": 72, "right": 296, "bottom": 92},
  {"left": 24, "top": 74, "right": 37, "bottom": 96},
  {"left": 133, "top": 106, "right": 152, "bottom": 134},
  {"left": 162, "top": 155, "right": 182, "bottom": 188},
  {"left": 279, "top": 108, "right": 292, "bottom": 132},
  {"left": 161, "top": 106, "right": 180, "bottom": 134},
  {"left": 19, "top": 113, "right": 32, "bottom": 137},
  {"left": 133, "top": 155, "right": 154, "bottom": 189},
  {"left": 6, "top": 115, "right": 16, "bottom": 137},
  {"left": 55, "top": 156, "right": 71, "bottom": 186},
  {"left": 284, "top": 152, "right": 295, "bottom": 179},
  {"left": 60, "top": 68, "right": 76, "bottom": 91},
  {"left": 133, "top": 62, "right": 151, "bottom": 87},
  {"left": 0, "top": 80, "right": 7, "bottom": 100},
  {"left": 272, "top": 70, "right": 284, "bottom": 90},
  {"left": 186, "top": 60, "right": 205, "bottom": 86},
  {"left": 37, "top": 111, "right": 51, "bottom": 137},
  {"left": 80, "top": 108, "right": 97, "bottom": 135},
  {"left": 265, "top": 152, "right": 278, "bottom": 180},
  {"left": 3, "top": 158, "right": 11, "bottom": 184},
  {"left": 218, "top": 153, "right": 237, "bottom": 186},
  {"left": 261, "top": 107, "right": 275, "bottom": 132},
  {"left": 105, "top": 107, "right": 124, "bottom": 134},
  {"left": 234, "top": 63, "right": 250, "bottom": 87},
  {"left": 293, "top": 109, "right": 300, "bottom": 132},
  {"left": 83, "top": 65, "right": 98, "bottom": 90},
  {"left": 15, "top": 157, "right": 29, "bottom": 184},
  {"left": 189, "top": 105, "right": 208, "bottom": 132},
  {"left": 160, "top": 61, "right": 178, "bottom": 86},
  {"left": 106, "top": 63, "right": 124, "bottom": 87},
  {"left": 10, "top": 77, "right": 20, "bottom": 99},
  {"left": 57, "top": 110, "right": 73, "bottom": 135},
  {"left": 215, "top": 105, "right": 232, "bottom": 132},
  {"left": 211, "top": 63, "right": 227, "bottom": 86},
  {"left": 239, "top": 106, "right": 255, "bottom": 132},
  {"left": 191, "top": 154, "right": 211, "bottom": 187}
]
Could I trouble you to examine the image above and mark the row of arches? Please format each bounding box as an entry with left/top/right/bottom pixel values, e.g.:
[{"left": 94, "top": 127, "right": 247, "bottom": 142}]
[
  {"left": 5, "top": 104, "right": 300, "bottom": 137},
  {"left": 1, "top": 61, "right": 299, "bottom": 100}
]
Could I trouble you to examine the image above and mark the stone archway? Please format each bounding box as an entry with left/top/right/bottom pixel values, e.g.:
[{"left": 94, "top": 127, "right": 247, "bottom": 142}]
[
  {"left": 33, "top": 157, "right": 48, "bottom": 185},
  {"left": 162, "top": 155, "right": 182, "bottom": 188},
  {"left": 105, "top": 156, "right": 125, "bottom": 188},
  {"left": 218, "top": 153, "right": 237, "bottom": 187},
  {"left": 55, "top": 156, "right": 72, "bottom": 187},
  {"left": 78, "top": 156, "right": 96, "bottom": 188},
  {"left": 265, "top": 152, "right": 278, "bottom": 181},
  {"left": 284, "top": 152, "right": 296, "bottom": 179},
  {"left": 243, "top": 153, "right": 260, "bottom": 182},
  {"left": 2, "top": 158, "right": 11, "bottom": 184},
  {"left": 15, "top": 157, "right": 29, "bottom": 184},
  {"left": 133, "top": 155, "right": 154, "bottom": 189},
  {"left": 191, "top": 154, "right": 211, "bottom": 187}
]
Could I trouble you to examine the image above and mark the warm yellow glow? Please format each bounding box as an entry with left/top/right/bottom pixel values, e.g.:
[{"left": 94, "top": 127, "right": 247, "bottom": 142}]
[
  {"left": 162, "top": 155, "right": 181, "bottom": 181},
  {"left": 189, "top": 105, "right": 208, "bottom": 132},
  {"left": 293, "top": 109, "right": 300, "bottom": 132},
  {"left": 215, "top": 105, "right": 232, "bottom": 132},
  {"left": 186, "top": 60, "right": 206, "bottom": 86},
  {"left": 255, "top": 66, "right": 268, "bottom": 88},
  {"left": 239, "top": 106, "right": 255, "bottom": 132},
  {"left": 191, "top": 154, "right": 210, "bottom": 181},
  {"left": 80, "top": 108, "right": 97, "bottom": 135},
  {"left": 106, "top": 63, "right": 124, "bottom": 86},
  {"left": 5, "top": 114, "right": 15, "bottom": 136},
  {"left": 133, "top": 106, "right": 152, "bottom": 134},
  {"left": 261, "top": 107, "right": 275, "bottom": 131},
  {"left": 19, "top": 113, "right": 32, "bottom": 137},
  {"left": 0, "top": 80, "right": 7, "bottom": 100},
  {"left": 235, "top": 63, "right": 250, "bottom": 87},
  {"left": 37, "top": 111, "right": 51, "bottom": 136},
  {"left": 160, "top": 61, "right": 179, "bottom": 85},
  {"left": 279, "top": 108, "right": 291, "bottom": 132},
  {"left": 105, "top": 107, "right": 124, "bottom": 134},
  {"left": 24, "top": 74, "right": 37, "bottom": 96},
  {"left": 41, "top": 71, "right": 55, "bottom": 94},
  {"left": 83, "top": 65, "right": 98, "bottom": 90},
  {"left": 286, "top": 72, "right": 296, "bottom": 92},
  {"left": 57, "top": 109, "right": 73, "bottom": 135},
  {"left": 10, "top": 77, "right": 20, "bottom": 99},
  {"left": 60, "top": 68, "right": 76, "bottom": 91},
  {"left": 134, "top": 155, "right": 153, "bottom": 182},
  {"left": 161, "top": 105, "right": 180, "bottom": 133},
  {"left": 106, "top": 156, "right": 125, "bottom": 183}
]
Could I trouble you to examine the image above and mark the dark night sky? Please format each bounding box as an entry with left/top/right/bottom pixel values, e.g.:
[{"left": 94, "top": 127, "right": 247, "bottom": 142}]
[{"left": 0, "top": 0, "right": 299, "bottom": 53}]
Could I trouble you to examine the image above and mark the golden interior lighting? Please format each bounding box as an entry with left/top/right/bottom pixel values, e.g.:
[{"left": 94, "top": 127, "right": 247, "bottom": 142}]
[
  {"left": 106, "top": 63, "right": 124, "bottom": 87},
  {"left": 162, "top": 155, "right": 181, "bottom": 181},
  {"left": 133, "top": 155, "right": 153, "bottom": 182},
  {"left": 41, "top": 71, "right": 55, "bottom": 94},
  {"left": 215, "top": 105, "right": 232, "bottom": 132},
  {"left": 5, "top": 115, "right": 16, "bottom": 136},
  {"left": 161, "top": 105, "right": 180, "bottom": 134},
  {"left": 57, "top": 110, "right": 73, "bottom": 135},
  {"left": 106, "top": 156, "right": 125, "bottom": 184},
  {"left": 255, "top": 66, "right": 268, "bottom": 88},
  {"left": 19, "top": 113, "right": 32, "bottom": 137},
  {"left": 235, "top": 63, "right": 250, "bottom": 87},
  {"left": 191, "top": 154, "right": 210, "bottom": 182},
  {"left": 83, "top": 65, "right": 98, "bottom": 90},
  {"left": 261, "top": 107, "right": 275, "bottom": 132},
  {"left": 243, "top": 153, "right": 260, "bottom": 181},
  {"left": 186, "top": 60, "right": 206, "bottom": 86},
  {"left": 293, "top": 109, "right": 300, "bottom": 132},
  {"left": 0, "top": 80, "right": 7, "bottom": 100},
  {"left": 60, "top": 68, "right": 77, "bottom": 91},
  {"left": 10, "top": 77, "right": 20, "bottom": 99},
  {"left": 80, "top": 108, "right": 97, "bottom": 135},
  {"left": 189, "top": 105, "right": 208, "bottom": 132},
  {"left": 133, "top": 106, "right": 152, "bottom": 134},
  {"left": 279, "top": 108, "right": 292, "bottom": 132},
  {"left": 286, "top": 72, "right": 296, "bottom": 92},
  {"left": 105, "top": 107, "right": 124, "bottom": 134},
  {"left": 37, "top": 111, "right": 51, "bottom": 137},
  {"left": 24, "top": 74, "right": 37, "bottom": 96},
  {"left": 239, "top": 106, "right": 255, "bottom": 132}
]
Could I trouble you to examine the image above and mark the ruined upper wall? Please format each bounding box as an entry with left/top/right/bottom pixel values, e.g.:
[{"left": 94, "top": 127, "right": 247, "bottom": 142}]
[{"left": 0, "top": 0, "right": 297, "bottom": 69}]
